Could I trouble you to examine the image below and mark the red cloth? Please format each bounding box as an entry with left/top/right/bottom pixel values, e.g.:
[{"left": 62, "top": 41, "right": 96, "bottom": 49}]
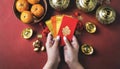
[{"left": 0, "top": 0, "right": 120, "bottom": 69}]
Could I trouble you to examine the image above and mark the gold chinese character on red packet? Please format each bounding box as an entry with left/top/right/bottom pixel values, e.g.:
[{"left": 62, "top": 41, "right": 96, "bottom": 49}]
[{"left": 58, "top": 16, "right": 79, "bottom": 46}]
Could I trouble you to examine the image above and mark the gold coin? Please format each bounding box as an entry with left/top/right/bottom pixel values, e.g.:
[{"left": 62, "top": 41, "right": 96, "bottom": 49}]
[
  {"left": 81, "top": 44, "right": 94, "bottom": 55},
  {"left": 85, "top": 22, "right": 96, "bottom": 33},
  {"left": 21, "top": 28, "right": 33, "bottom": 39}
]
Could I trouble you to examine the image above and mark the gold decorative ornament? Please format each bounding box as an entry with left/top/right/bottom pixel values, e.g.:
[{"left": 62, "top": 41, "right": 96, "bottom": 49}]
[
  {"left": 41, "top": 46, "right": 45, "bottom": 51},
  {"left": 81, "top": 44, "right": 94, "bottom": 55},
  {"left": 96, "top": 6, "right": 116, "bottom": 24},
  {"left": 76, "top": 0, "right": 98, "bottom": 12},
  {"left": 49, "top": 0, "right": 70, "bottom": 11},
  {"left": 62, "top": 26, "right": 71, "bottom": 36},
  {"left": 32, "top": 40, "right": 41, "bottom": 52},
  {"left": 21, "top": 28, "right": 33, "bottom": 39},
  {"left": 34, "top": 48, "right": 40, "bottom": 52},
  {"left": 32, "top": 40, "right": 41, "bottom": 48},
  {"left": 37, "top": 34, "right": 42, "bottom": 39},
  {"left": 77, "top": 16, "right": 83, "bottom": 21},
  {"left": 85, "top": 22, "right": 96, "bottom": 33}
]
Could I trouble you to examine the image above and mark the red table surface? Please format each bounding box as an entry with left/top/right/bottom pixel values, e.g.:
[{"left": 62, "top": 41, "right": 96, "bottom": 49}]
[{"left": 0, "top": 0, "right": 120, "bottom": 69}]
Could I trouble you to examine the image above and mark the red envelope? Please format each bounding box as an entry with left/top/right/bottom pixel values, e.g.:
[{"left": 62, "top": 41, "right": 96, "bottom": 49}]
[{"left": 58, "top": 16, "right": 79, "bottom": 46}]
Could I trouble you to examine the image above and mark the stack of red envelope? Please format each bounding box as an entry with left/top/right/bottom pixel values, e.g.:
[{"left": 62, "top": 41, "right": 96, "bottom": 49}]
[{"left": 46, "top": 15, "right": 79, "bottom": 46}]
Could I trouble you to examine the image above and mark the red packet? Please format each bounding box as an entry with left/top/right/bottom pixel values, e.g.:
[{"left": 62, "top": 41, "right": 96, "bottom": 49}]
[
  {"left": 51, "top": 16, "right": 57, "bottom": 37},
  {"left": 58, "top": 16, "right": 79, "bottom": 46}
]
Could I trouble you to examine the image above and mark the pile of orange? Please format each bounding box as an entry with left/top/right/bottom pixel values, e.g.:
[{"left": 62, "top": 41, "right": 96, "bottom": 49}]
[{"left": 15, "top": 0, "right": 44, "bottom": 24}]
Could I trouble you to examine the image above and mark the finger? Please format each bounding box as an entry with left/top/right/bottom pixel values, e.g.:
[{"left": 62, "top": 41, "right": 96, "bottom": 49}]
[
  {"left": 63, "top": 36, "right": 72, "bottom": 49},
  {"left": 46, "top": 32, "right": 53, "bottom": 48},
  {"left": 71, "top": 35, "right": 79, "bottom": 49},
  {"left": 64, "top": 45, "right": 67, "bottom": 50},
  {"left": 53, "top": 36, "right": 60, "bottom": 48}
]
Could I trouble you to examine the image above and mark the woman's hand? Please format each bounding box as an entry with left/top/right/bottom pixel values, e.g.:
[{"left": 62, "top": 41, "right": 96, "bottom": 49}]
[
  {"left": 63, "top": 36, "right": 84, "bottom": 69},
  {"left": 43, "top": 33, "right": 60, "bottom": 69}
]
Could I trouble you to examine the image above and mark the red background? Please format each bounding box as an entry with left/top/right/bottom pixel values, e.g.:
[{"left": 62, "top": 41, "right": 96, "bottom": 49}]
[{"left": 0, "top": 0, "right": 120, "bottom": 69}]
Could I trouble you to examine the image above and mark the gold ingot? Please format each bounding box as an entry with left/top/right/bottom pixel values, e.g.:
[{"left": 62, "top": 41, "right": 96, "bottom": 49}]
[
  {"left": 49, "top": 0, "right": 70, "bottom": 11},
  {"left": 76, "top": 0, "right": 98, "bottom": 12},
  {"left": 21, "top": 28, "right": 33, "bottom": 39},
  {"left": 32, "top": 40, "right": 41, "bottom": 48},
  {"left": 85, "top": 22, "right": 96, "bottom": 33},
  {"left": 96, "top": 6, "right": 116, "bottom": 24},
  {"left": 81, "top": 44, "right": 94, "bottom": 55}
]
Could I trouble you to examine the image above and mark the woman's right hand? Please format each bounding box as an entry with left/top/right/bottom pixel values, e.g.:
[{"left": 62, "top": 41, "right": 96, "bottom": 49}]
[{"left": 63, "top": 36, "right": 84, "bottom": 69}]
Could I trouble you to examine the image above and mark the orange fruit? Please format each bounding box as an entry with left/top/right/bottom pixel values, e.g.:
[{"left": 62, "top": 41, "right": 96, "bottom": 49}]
[
  {"left": 31, "top": 4, "right": 44, "bottom": 17},
  {"left": 20, "top": 11, "right": 33, "bottom": 24},
  {"left": 27, "top": 0, "right": 40, "bottom": 4},
  {"left": 16, "top": 0, "right": 29, "bottom": 12}
]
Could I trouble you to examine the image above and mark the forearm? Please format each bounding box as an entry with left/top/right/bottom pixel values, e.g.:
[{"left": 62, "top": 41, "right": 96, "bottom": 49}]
[
  {"left": 43, "top": 61, "right": 59, "bottom": 69},
  {"left": 68, "top": 62, "right": 84, "bottom": 69}
]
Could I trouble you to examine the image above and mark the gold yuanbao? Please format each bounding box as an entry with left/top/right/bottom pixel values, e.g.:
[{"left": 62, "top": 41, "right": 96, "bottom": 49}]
[
  {"left": 96, "top": 6, "right": 116, "bottom": 24},
  {"left": 32, "top": 40, "right": 41, "bottom": 48},
  {"left": 85, "top": 22, "right": 96, "bottom": 34},
  {"left": 76, "top": 0, "right": 98, "bottom": 12},
  {"left": 21, "top": 28, "right": 33, "bottom": 39},
  {"left": 81, "top": 44, "right": 94, "bottom": 55}
]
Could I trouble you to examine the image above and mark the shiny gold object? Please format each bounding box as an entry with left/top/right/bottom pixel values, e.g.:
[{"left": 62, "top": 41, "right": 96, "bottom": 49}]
[
  {"left": 21, "top": 28, "right": 33, "bottom": 39},
  {"left": 76, "top": 0, "right": 98, "bottom": 12},
  {"left": 85, "top": 22, "right": 96, "bottom": 33},
  {"left": 37, "top": 34, "right": 42, "bottom": 39},
  {"left": 62, "top": 26, "right": 71, "bottom": 36},
  {"left": 41, "top": 46, "right": 45, "bottom": 51},
  {"left": 81, "top": 44, "right": 94, "bottom": 55},
  {"left": 32, "top": 40, "right": 41, "bottom": 48},
  {"left": 49, "top": 0, "right": 70, "bottom": 11},
  {"left": 34, "top": 48, "right": 40, "bottom": 52},
  {"left": 77, "top": 16, "right": 83, "bottom": 21},
  {"left": 96, "top": 6, "right": 116, "bottom": 24}
]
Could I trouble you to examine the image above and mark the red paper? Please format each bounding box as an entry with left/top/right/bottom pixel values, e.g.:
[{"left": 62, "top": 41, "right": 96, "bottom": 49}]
[{"left": 58, "top": 16, "right": 79, "bottom": 46}]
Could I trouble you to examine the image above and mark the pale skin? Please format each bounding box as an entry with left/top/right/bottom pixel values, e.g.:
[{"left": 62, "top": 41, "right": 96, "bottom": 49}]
[{"left": 43, "top": 33, "right": 84, "bottom": 69}]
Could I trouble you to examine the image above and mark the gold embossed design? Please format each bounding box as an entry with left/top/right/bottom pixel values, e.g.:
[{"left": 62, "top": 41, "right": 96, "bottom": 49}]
[
  {"left": 21, "top": 28, "right": 33, "bottom": 39},
  {"left": 96, "top": 6, "right": 116, "bottom": 24},
  {"left": 81, "top": 44, "right": 94, "bottom": 55},
  {"left": 62, "top": 26, "right": 71, "bottom": 36}
]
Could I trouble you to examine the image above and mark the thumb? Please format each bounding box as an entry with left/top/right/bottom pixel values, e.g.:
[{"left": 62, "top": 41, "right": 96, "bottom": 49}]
[
  {"left": 71, "top": 35, "right": 79, "bottom": 49},
  {"left": 53, "top": 36, "right": 60, "bottom": 48},
  {"left": 63, "top": 36, "right": 72, "bottom": 49}
]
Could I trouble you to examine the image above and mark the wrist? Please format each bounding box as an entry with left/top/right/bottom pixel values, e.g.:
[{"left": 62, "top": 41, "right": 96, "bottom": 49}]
[
  {"left": 43, "top": 60, "right": 59, "bottom": 69},
  {"left": 68, "top": 61, "right": 84, "bottom": 69}
]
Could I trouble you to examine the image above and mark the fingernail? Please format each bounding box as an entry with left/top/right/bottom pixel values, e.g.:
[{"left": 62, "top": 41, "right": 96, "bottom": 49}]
[
  {"left": 63, "top": 36, "right": 67, "bottom": 41},
  {"left": 49, "top": 32, "right": 52, "bottom": 35},
  {"left": 56, "top": 36, "right": 60, "bottom": 40}
]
